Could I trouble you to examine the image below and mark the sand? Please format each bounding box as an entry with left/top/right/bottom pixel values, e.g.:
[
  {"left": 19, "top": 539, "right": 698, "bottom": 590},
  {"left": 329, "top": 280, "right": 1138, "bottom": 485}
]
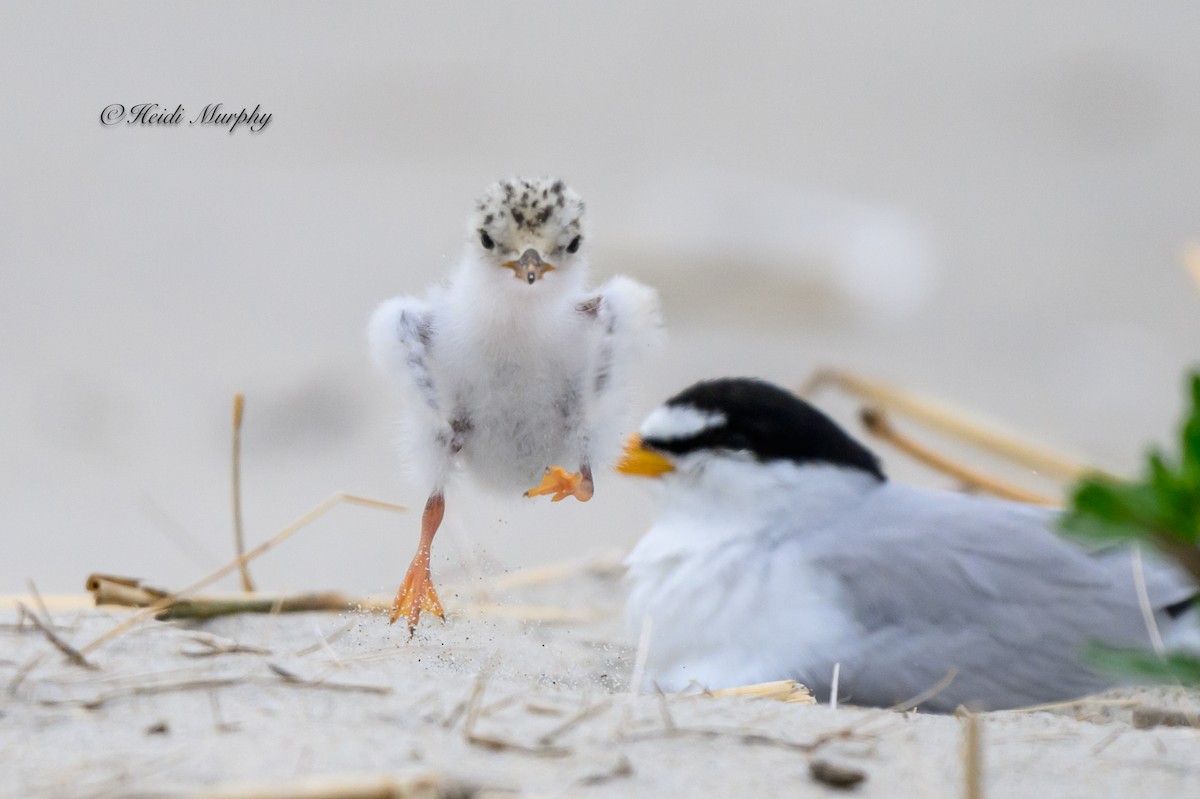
[{"left": 3, "top": 565, "right": 1198, "bottom": 799}]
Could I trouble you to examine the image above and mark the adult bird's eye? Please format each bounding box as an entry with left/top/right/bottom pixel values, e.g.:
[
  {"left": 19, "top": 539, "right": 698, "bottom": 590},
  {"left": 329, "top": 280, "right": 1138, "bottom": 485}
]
[
  {"left": 566, "top": 235, "right": 581, "bottom": 254},
  {"left": 480, "top": 230, "right": 494, "bottom": 250}
]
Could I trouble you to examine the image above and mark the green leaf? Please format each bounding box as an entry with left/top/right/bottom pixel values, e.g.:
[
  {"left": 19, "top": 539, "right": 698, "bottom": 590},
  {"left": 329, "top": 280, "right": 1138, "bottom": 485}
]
[
  {"left": 1062, "top": 369, "right": 1200, "bottom": 554},
  {"left": 1087, "top": 644, "right": 1200, "bottom": 684}
]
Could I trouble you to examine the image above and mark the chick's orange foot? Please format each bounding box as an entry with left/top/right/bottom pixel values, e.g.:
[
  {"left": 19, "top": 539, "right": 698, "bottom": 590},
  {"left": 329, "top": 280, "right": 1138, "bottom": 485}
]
[
  {"left": 524, "top": 465, "right": 595, "bottom": 502},
  {"left": 389, "top": 558, "right": 446, "bottom": 635}
]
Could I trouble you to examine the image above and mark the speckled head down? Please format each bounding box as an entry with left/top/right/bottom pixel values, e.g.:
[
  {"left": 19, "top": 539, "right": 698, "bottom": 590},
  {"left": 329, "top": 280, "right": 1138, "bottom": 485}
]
[{"left": 469, "top": 177, "right": 587, "bottom": 264}]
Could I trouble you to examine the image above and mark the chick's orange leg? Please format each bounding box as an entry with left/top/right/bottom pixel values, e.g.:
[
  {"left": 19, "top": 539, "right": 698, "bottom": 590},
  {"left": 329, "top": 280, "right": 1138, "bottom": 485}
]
[
  {"left": 524, "top": 464, "right": 594, "bottom": 502},
  {"left": 390, "top": 492, "right": 446, "bottom": 634}
]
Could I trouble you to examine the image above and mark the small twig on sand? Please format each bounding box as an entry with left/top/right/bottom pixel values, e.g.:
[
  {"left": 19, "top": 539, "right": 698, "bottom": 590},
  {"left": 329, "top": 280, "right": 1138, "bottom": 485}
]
[
  {"left": 266, "top": 662, "right": 390, "bottom": 696},
  {"left": 17, "top": 585, "right": 96, "bottom": 670},
  {"left": 578, "top": 755, "right": 634, "bottom": 787},
  {"left": 88, "top": 575, "right": 358, "bottom": 620},
  {"left": 181, "top": 632, "right": 271, "bottom": 658},
  {"left": 620, "top": 722, "right": 866, "bottom": 754},
  {"left": 183, "top": 772, "right": 479, "bottom": 799},
  {"left": 1000, "top": 696, "right": 1141, "bottom": 715},
  {"left": 7, "top": 654, "right": 47, "bottom": 697},
  {"left": 861, "top": 408, "right": 1059, "bottom": 506},
  {"left": 652, "top": 686, "right": 677, "bottom": 733},
  {"left": 231, "top": 393, "right": 255, "bottom": 593},
  {"left": 706, "top": 679, "right": 815, "bottom": 705},
  {"left": 161, "top": 593, "right": 354, "bottom": 621},
  {"left": 86, "top": 573, "right": 169, "bottom": 607},
  {"left": 293, "top": 620, "right": 355, "bottom": 658},
  {"left": 538, "top": 700, "right": 612, "bottom": 746},
  {"left": 42, "top": 667, "right": 390, "bottom": 711},
  {"left": 459, "top": 667, "right": 571, "bottom": 757},
  {"left": 889, "top": 669, "right": 958, "bottom": 713},
  {"left": 80, "top": 492, "right": 406, "bottom": 655},
  {"left": 960, "top": 709, "right": 984, "bottom": 799},
  {"left": 1090, "top": 727, "right": 1125, "bottom": 755}
]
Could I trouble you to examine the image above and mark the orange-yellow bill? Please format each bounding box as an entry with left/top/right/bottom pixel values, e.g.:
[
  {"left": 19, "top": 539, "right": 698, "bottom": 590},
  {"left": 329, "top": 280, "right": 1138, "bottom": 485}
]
[
  {"left": 615, "top": 434, "right": 675, "bottom": 477},
  {"left": 501, "top": 260, "right": 556, "bottom": 284}
]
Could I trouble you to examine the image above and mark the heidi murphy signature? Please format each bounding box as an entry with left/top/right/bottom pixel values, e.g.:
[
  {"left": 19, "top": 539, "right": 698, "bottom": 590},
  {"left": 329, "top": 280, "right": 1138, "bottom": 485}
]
[{"left": 100, "top": 103, "right": 272, "bottom": 133}]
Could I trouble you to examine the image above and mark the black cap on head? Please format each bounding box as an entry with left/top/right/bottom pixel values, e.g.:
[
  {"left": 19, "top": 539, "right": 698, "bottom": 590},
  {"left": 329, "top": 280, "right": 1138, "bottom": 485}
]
[{"left": 643, "top": 378, "right": 885, "bottom": 480}]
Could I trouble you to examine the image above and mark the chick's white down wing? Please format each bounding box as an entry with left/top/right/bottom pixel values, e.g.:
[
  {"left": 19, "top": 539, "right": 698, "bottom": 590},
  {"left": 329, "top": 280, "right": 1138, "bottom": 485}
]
[
  {"left": 368, "top": 293, "right": 463, "bottom": 489},
  {"left": 805, "top": 484, "right": 1196, "bottom": 710},
  {"left": 578, "top": 276, "right": 665, "bottom": 469},
  {"left": 369, "top": 294, "right": 440, "bottom": 412}
]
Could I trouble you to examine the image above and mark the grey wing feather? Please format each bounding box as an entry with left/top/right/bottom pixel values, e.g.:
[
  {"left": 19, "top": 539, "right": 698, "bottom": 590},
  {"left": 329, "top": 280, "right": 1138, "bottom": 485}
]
[{"left": 807, "top": 485, "right": 1193, "bottom": 711}]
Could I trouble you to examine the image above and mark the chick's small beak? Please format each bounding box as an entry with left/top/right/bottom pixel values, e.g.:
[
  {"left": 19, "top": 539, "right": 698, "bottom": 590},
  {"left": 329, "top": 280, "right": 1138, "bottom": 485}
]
[
  {"left": 615, "top": 434, "right": 675, "bottom": 477},
  {"left": 503, "top": 248, "right": 556, "bottom": 284}
]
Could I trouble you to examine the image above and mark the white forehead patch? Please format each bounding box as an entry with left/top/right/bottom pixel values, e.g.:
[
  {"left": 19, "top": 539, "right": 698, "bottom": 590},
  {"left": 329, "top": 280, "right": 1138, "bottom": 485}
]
[{"left": 640, "top": 404, "right": 726, "bottom": 441}]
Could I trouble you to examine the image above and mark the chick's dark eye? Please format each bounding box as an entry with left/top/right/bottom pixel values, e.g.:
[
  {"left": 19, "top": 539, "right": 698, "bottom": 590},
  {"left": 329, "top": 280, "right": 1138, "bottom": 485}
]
[
  {"left": 566, "top": 235, "right": 581, "bottom": 254},
  {"left": 479, "top": 230, "right": 494, "bottom": 250}
]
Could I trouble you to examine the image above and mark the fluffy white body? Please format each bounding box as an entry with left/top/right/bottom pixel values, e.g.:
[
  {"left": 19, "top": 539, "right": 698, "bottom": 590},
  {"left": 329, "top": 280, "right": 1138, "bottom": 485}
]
[
  {"left": 624, "top": 393, "right": 1198, "bottom": 711},
  {"left": 371, "top": 267, "right": 660, "bottom": 492}
]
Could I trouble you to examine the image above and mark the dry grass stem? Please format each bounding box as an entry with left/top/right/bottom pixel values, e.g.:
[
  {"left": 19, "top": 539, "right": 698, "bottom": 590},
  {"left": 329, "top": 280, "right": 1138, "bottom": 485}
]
[
  {"left": 231, "top": 393, "right": 255, "bottom": 593},
  {"left": 653, "top": 686, "right": 677, "bottom": 732},
  {"left": 458, "top": 667, "right": 571, "bottom": 758},
  {"left": 961, "top": 710, "right": 983, "bottom": 799},
  {"left": 293, "top": 620, "right": 355, "bottom": 657},
  {"left": 14, "top": 599, "right": 95, "bottom": 670},
  {"left": 1089, "top": 727, "right": 1125, "bottom": 754},
  {"left": 7, "top": 654, "right": 47, "bottom": 697},
  {"left": 537, "top": 701, "right": 612, "bottom": 745},
  {"left": 889, "top": 669, "right": 958, "bottom": 712},
  {"left": 1001, "top": 696, "right": 1142, "bottom": 714},
  {"left": 266, "top": 662, "right": 390, "bottom": 695},
  {"left": 42, "top": 666, "right": 390, "bottom": 711},
  {"left": 88, "top": 575, "right": 357, "bottom": 620},
  {"left": 578, "top": 754, "right": 634, "bottom": 786},
  {"left": 860, "top": 408, "right": 1060, "bottom": 506},
  {"left": 181, "top": 632, "right": 272, "bottom": 657},
  {"left": 183, "top": 772, "right": 478, "bottom": 799},
  {"left": 707, "top": 679, "right": 816, "bottom": 705},
  {"left": 801, "top": 368, "right": 1106, "bottom": 482},
  {"left": 90, "top": 575, "right": 606, "bottom": 627},
  {"left": 86, "top": 573, "right": 168, "bottom": 606},
  {"left": 161, "top": 593, "right": 355, "bottom": 621},
  {"left": 621, "top": 722, "right": 864, "bottom": 754},
  {"left": 79, "top": 492, "right": 406, "bottom": 655}
]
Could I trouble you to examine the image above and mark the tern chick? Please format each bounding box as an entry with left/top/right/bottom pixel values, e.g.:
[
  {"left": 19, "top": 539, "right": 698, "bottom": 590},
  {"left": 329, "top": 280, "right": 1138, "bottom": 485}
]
[
  {"left": 618, "top": 378, "right": 1198, "bottom": 711},
  {"left": 370, "top": 177, "right": 663, "bottom": 634}
]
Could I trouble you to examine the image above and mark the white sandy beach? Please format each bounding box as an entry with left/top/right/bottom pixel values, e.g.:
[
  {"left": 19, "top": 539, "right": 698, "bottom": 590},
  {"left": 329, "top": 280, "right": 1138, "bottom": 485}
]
[{"left": 3, "top": 568, "right": 1199, "bottom": 798}]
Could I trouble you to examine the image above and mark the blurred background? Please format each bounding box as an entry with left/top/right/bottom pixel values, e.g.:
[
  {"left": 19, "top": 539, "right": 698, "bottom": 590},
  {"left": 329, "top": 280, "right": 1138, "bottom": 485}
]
[{"left": 1, "top": 3, "right": 1197, "bottom": 595}]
